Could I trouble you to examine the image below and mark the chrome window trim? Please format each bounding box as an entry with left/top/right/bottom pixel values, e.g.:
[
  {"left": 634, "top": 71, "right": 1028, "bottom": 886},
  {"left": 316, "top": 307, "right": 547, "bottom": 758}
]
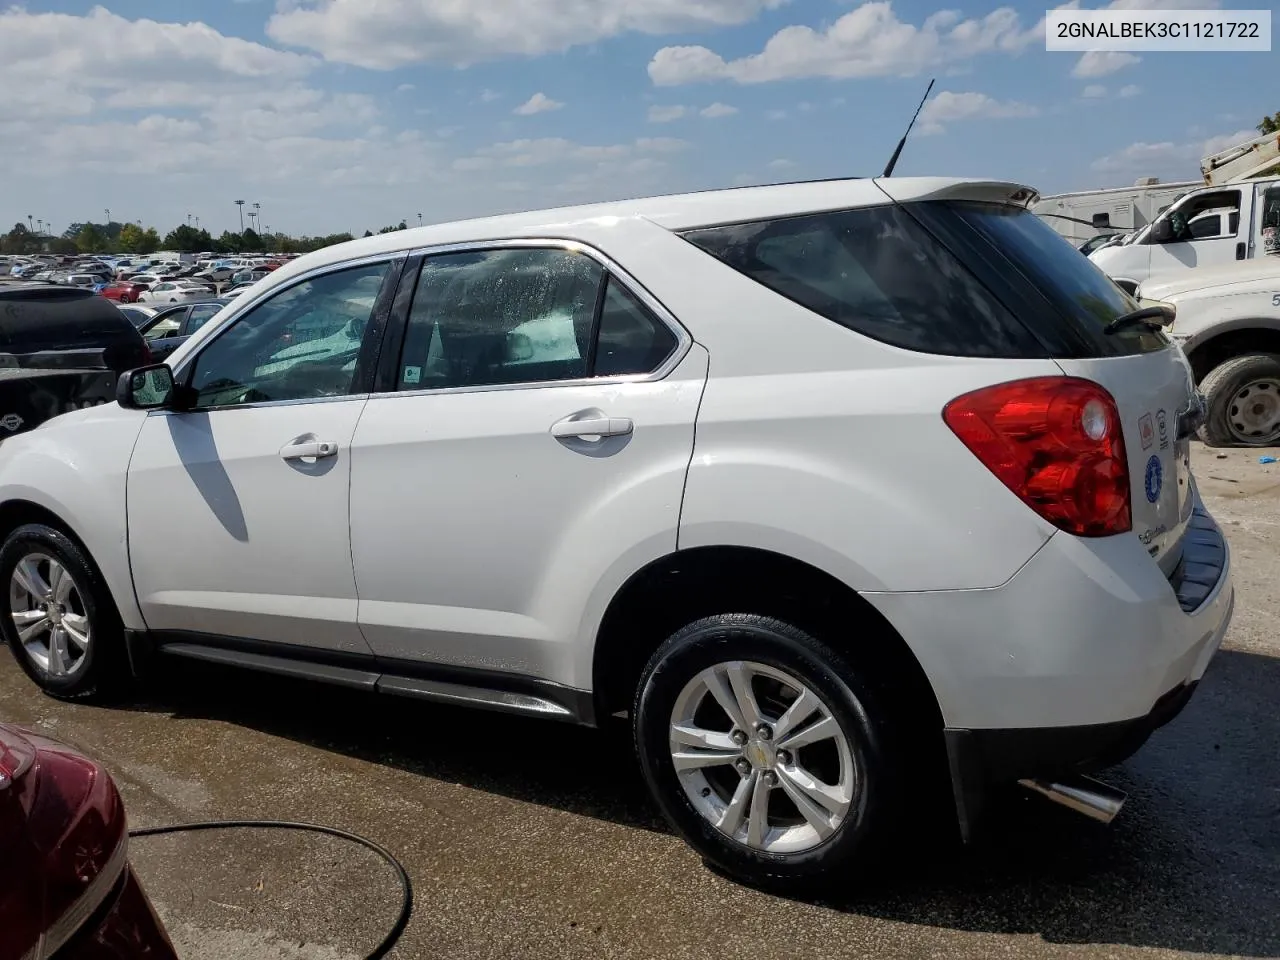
[{"left": 382, "top": 237, "right": 692, "bottom": 400}]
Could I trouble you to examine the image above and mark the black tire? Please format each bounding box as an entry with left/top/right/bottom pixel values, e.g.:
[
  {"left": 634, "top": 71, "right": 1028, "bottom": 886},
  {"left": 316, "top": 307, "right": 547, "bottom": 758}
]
[
  {"left": 0, "top": 523, "right": 126, "bottom": 700},
  {"left": 1199, "top": 353, "right": 1280, "bottom": 447},
  {"left": 632, "top": 614, "right": 905, "bottom": 888}
]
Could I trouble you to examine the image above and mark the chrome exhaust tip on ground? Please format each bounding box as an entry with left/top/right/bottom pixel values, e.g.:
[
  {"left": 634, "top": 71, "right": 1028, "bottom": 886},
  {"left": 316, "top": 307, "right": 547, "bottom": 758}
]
[{"left": 1018, "top": 775, "right": 1127, "bottom": 824}]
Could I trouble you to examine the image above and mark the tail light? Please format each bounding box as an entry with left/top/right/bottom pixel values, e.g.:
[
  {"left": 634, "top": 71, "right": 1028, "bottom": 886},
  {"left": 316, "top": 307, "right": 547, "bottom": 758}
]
[{"left": 943, "top": 377, "right": 1131, "bottom": 537}]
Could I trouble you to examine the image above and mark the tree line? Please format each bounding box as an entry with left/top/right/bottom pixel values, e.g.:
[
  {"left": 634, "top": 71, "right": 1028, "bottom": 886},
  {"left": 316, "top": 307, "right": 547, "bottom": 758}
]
[{"left": 1, "top": 220, "right": 366, "bottom": 257}]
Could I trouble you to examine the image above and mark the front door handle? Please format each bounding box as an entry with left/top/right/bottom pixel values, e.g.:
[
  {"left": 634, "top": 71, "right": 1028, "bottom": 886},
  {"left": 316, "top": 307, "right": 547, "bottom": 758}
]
[
  {"left": 550, "top": 415, "right": 634, "bottom": 439},
  {"left": 280, "top": 439, "right": 339, "bottom": 461},
  {"left": 1236, "top": 241, "right": 1246, "bottom": 260}
]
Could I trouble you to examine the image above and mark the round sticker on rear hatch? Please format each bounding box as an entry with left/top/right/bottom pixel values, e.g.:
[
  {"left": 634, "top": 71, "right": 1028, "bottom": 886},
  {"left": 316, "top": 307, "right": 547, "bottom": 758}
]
[{"left": 1145, "top": 454, "right": 1163, "bottom": 503}]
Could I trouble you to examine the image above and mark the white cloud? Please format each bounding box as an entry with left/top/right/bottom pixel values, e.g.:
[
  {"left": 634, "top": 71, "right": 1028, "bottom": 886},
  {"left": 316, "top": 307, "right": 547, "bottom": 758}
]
[
  {"left": 396, "top": 83, "right": 415, "bottom": 92},
  {"left": 514, "top": 92, "right": 563, "bottom": 115},
  {"left": 768, "top": 158, "right": 796, "bottom": 169},
  {"left": 454, "top": 136, "right": 687, "bottom": 172},
  {"left": 1072, "top": 51, "right": 1140, "bottom": 77},
  {"left": 648, "top": 2, "right": 1041, "bottom": 85},
  {"left": 0, "top": 5, "right": 313, "bottom": 109},
  {"left": 1119, "top": 84, "right": 1141, "bottom": 97},
  {"left": 648, "top": 104, "right": 689, "bottom": 123},
  {"left": 917, "top": 90, "right": 1037, "bottom": 134},
  {"left": 267, "top": 0, "right": 788, "bottom": 69},
  {"left": 767, "top": 109, "right": 789, "bottom": 121},
  {"left": 480, "top": 89, "right": 502, "bottom": 102},
  {"left": 1091, "top": 127, "right": 1256, "bottom": 178},
  {"left": 1082, "top": 84, "right": 1107, "bottom": 98},
  {"left": 700, "top": 102, "right": 739, "bottom": 118}
]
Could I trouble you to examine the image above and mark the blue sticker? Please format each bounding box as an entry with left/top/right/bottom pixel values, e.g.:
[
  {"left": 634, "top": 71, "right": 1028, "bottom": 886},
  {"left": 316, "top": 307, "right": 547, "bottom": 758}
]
[{"left": 1144, "top": 455, "right": 1163, "bottom": 503}]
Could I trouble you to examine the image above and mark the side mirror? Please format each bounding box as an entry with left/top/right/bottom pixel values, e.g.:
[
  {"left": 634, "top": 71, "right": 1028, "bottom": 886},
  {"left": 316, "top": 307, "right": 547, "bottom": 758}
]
[
  {"left": 116, "top": 364, "right": 175, "bottom": 410},
  {"left": 1148, "top": 219, "right": 1175, "bottom": 244}
]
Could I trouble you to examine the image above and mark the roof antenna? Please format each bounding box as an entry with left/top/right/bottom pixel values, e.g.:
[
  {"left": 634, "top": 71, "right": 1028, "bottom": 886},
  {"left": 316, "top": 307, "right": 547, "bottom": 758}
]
[{"left": 881, "top": 78, "right": 935, "bottom": 178}]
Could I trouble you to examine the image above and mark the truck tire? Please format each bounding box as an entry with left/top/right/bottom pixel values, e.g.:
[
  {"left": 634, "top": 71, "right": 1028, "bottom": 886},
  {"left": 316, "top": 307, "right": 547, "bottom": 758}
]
[{"left": 1199, "top": 353, "right": 1280, "bottom": 447}]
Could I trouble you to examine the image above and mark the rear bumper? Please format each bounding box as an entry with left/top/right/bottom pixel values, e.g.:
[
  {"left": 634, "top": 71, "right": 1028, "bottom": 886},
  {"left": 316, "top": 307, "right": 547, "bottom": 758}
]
[
  {"left": 943, "top": 679, "right": 1200, "bottom": 838},
  {"left": 866, "top": 494, "right": 1234, "bottom": 838}
]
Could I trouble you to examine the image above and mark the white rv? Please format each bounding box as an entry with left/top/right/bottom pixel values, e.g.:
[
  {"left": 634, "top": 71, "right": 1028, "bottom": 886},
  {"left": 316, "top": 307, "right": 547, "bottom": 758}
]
[{"left": 1033, "top": 179, "right": 1197, "bottom": 248}]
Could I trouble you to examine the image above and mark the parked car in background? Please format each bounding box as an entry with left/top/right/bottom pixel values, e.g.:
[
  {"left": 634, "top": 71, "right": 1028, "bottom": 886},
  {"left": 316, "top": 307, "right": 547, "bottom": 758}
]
[
  {"left": 0, "top": 285, "right": 150, "bottom": 440},
  {"left": 63, "top": 274, "right": 104, "bottom": 289},
  {"left": 137, "top": 299, "right": 229, "bottom": 360},
  {"left": 231, "top": 268, "right": 271, "bottom": 286},
  {"left": 194, "top": 264, "right": 236, "bottom": 283},
  {"left": 124, "top": 273, "right": 169, "bottom": 288},
  {"left": 0, "top": 178, "right": 1233, "bottom": 887},
  {"left": 100, "top": 281, "right": 149, "bottom": 304},
  {"left": 0, "top": 723, "right": 179, "bottom": 959},
  {"left": 1079, "top": 234, "right": 1121, "bottom": 256},
  {"left": 137, "top": 281, "right": 214, "bottom": 304},
  {"left": 1137, "top": 257, "right": 1280, "bottom": 446}
]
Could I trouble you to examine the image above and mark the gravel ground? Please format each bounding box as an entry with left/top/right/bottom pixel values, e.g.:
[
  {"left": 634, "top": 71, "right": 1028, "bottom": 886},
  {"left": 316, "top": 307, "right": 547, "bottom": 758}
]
[{"left": 1, "top": 442, "right": 1277, "bottom": 960}]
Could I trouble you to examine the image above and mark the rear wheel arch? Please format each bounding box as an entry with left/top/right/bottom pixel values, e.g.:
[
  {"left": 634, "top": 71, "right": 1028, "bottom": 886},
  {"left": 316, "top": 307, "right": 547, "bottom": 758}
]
[
  {"left": 1185, "top": 324, "right": 1280, "bottom": 383},
  {"left": 592, "top": 544, "right": 943, "bottom": 735}
]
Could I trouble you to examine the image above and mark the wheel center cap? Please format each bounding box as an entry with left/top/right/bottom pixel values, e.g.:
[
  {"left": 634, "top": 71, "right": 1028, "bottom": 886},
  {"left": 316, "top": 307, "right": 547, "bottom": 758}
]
[
  {"left": 46, "top": 604, "right": 63, "bottom": 625},
  {"left": 744, "top": 741, "right": 772, "bottom": 769}
]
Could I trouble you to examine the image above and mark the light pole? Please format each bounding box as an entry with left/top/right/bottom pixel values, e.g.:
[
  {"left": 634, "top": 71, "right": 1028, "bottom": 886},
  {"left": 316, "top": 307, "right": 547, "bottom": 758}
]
[
  {"left": 235, "top": 200, "right": 245, "bottom": 232},
  {"left": 104, "top": 208, "right": 111, "bottom": 225},
  {"left": 186, "top": 213, "right": 192, "bottom": 226},
  {"left": 26, "top": 215, "right": 32, "bottom": 232},
  {"left": 252, "top": 203, "right": 261, "bottom": 233},
  {"left": 417, "top": 212, "right": 423, "bottom": 227}
]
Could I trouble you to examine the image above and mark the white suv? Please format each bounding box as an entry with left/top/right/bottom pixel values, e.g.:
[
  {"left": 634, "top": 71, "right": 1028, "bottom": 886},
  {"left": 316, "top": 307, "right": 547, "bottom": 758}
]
[{"left": 0, "top": 178, "right": 1234, "bottom": 885}]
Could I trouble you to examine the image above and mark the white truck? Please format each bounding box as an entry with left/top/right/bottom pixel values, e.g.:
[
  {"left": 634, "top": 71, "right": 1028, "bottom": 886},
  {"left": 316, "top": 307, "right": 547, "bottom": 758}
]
[
  {"left": 1138, "top": 256, "right": 1280, "bottom": 445},
  {"left": 1089, "top": 132, "right": 1280, "bottom": 293}
]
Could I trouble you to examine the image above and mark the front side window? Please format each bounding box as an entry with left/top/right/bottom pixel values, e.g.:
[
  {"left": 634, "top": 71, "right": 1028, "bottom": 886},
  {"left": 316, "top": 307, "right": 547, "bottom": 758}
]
[
  {"left": 186, "top": 303, "right": 222, "bottom": 333},
  {"left": 186, "top": 262, "right": 389, "bottom": 409},
  {"left": 1150, "top": 189, "right": 1242, "bottom": 244},
  {"left": 144, "top": 309, "right": 185, "bottom": 340}
]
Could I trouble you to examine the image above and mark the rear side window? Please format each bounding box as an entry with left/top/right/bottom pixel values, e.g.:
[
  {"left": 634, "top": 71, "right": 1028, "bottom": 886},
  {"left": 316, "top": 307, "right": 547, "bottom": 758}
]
[
  {"left": 949, "top": 201, "right": 1167, "bottom": 355},
  {"left": 681, "top": 205, "right": 1040, "bottom": 358}
]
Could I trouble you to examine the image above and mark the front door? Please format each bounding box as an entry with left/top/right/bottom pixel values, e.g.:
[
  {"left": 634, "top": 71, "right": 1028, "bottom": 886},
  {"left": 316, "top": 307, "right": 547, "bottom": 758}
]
[
  {"left": 348, "top": 245, "right": 706, "bottom": 685},
  {"left": 1147, "top": 187, "right": 1246, "bottom": 277},
  {"left": 127, "top": 259, "right": 397, "bottom": 654}
]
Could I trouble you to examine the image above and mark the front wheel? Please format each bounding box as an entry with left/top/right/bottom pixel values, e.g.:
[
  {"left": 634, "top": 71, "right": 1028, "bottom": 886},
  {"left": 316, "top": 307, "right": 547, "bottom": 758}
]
[
  {"left": 633, "top": 614, "right": 901, "bottom": 887},
  {"left": 1199, "top": 353, "right": 1280, "bottom": 447},
  {"left": 0, "top": 523, "right": 126, "bottom": 700}
]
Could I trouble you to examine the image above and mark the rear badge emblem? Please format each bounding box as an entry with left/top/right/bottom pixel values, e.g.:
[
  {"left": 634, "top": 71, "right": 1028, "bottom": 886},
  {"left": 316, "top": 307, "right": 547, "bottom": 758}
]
[
  {"left": 1138, "top": 414, "right": 1155, "bottom": 450},
  {"left": 1145, "top": 454, "right": 1163, "bottom": 503},
  {"left": 1156, "top": 409, "right": 1169, "bottom": 449},
  {"left": 0, "top": 414, "right": 23, "bottom": 432}
]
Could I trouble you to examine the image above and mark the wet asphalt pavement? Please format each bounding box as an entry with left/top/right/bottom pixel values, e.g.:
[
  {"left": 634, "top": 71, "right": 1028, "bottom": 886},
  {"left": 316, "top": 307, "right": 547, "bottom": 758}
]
[{"left": 1, "top": 443, "right": 1278, "bottom": 959}]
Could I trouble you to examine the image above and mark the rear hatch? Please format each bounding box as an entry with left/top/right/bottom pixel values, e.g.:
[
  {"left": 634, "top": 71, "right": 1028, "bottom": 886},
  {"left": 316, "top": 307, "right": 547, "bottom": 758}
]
[{"left": 932, "top": 194, "right": 1196, "bottom": 571}]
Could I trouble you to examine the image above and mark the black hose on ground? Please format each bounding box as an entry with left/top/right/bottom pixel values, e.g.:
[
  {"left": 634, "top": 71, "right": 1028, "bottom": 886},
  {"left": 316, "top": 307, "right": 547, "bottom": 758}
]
[{"left": 128, "top": 820, "right": 413, "bottom": 960}]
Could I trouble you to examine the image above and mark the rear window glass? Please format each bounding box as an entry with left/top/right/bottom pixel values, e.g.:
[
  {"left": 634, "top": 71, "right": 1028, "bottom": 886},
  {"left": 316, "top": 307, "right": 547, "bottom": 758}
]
[
  {"left": 950, "top": 201, "right": 1167, "bottom": 355},
  {"left": 681, "top": 205, "right": 1040, "bottom": 358}
]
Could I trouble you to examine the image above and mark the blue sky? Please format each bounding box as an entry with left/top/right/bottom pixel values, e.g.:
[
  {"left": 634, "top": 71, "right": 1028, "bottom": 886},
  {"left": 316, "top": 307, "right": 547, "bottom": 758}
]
[{"left": 1, "top": 0, "right": 1272, "bottom": 238}]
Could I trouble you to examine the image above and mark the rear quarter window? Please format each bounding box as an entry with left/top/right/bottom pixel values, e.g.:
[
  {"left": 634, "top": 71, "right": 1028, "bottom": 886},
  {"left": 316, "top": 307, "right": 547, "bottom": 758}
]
[{"left": 681, "top": 204, "right": 1043, "bottom": 358}]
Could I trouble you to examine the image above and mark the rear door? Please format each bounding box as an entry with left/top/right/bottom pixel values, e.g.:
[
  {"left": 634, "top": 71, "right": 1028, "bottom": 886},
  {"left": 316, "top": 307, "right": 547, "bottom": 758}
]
[
  {"left": 347, "top": 243, "right": 704, "bottom": 681},
  {"left": 950, "top": 200, "right": 1195, "bottom": 570}
]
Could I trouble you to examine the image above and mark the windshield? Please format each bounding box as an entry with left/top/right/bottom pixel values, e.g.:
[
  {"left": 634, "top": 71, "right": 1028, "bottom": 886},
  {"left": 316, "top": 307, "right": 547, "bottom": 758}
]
[{"left": 951, "top": 201, "right": 1168, "bottom": 355}]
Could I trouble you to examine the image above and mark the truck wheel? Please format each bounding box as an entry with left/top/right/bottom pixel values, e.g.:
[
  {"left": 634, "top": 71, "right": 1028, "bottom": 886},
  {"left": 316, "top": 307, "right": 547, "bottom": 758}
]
[
  {"left": 1199, "top": 353, "right": 1280, "bottom": 447},
  {"left": 0, "top": 523, "right": 126, "bottom": 701},
  {"left": 632, "top": 614, "right": 905, "bottom": 888}
]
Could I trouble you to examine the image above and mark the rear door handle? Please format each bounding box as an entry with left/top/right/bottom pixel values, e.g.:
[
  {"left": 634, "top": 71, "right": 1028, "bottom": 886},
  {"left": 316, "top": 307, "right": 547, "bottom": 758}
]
[
  {"left": 550, "top": 415, "right": 634, "bottom": 439},
  {"left": 280, "top": 439, "right": 339, "bottom": 461},
  {"left": 1236, "top": 241, "right": 1246, "bottom": 260}
]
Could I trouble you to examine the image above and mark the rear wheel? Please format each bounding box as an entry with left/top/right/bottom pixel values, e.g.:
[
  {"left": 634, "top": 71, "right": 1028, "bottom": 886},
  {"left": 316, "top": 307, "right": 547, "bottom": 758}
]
[
  {"left": 633, "top": 614, "right": 903, "bottom": 887},
  {"left": 1199, "top": 353, "right": 1280, "bottom": 447},
  {"left": 0, "top": 523, "right": 125, "bottom": 700}
]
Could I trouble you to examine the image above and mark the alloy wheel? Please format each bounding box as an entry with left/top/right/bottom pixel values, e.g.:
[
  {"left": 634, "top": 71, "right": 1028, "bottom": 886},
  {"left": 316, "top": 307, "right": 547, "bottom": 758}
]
[
  {"left": 9, "top": 553, "right": 92, "bottom": 678},
  {"left": 668, "top": 660, "right": 858, "bottom": 855}
]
